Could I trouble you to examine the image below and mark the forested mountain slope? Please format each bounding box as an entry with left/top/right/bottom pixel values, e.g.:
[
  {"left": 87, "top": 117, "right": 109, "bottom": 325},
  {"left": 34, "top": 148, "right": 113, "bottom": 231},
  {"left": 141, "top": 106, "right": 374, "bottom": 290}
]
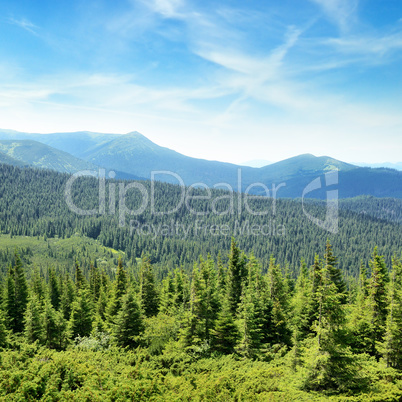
[
  {"left": 0, "top": 163, "right": 401, "bottom": 276},
  {"left": 1, "top": 129, "right": 401, "bottom": 199}
]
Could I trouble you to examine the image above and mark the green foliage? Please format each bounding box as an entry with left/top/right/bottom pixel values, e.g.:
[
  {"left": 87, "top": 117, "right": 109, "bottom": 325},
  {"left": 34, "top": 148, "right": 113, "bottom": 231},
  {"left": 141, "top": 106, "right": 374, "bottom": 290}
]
[
  {"left": 139, "top": 255, "right": 159, "bottom": 317},
  {"left": 24, "top": 294, "right": 43, "bottom": 344},
  {"left": 68, "top": 289, "right": 93, "bottom": 339},
  {"left": 113, "top": 291, "right": 144, "bottom": 349}
]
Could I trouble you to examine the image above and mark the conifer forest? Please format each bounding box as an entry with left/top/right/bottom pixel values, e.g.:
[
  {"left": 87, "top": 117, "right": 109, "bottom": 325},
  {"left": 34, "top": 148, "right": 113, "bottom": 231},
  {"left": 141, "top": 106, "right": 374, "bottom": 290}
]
[{"left": 0, "top": 164, "right": 402, "bottom": 401}]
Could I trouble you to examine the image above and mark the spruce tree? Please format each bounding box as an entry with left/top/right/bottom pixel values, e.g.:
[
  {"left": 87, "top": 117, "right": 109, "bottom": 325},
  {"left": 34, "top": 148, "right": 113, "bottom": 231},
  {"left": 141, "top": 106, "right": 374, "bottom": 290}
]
[
  {"left": 48, "top": 267, "right": 60, "bottom": 311},
  {"left": 139, "top": 255, "right": 159, "bottom": 317},
  {"left": 42, "top": 298, "right": 66, "bottom": 349},
  {"left": 3, "top": 264, "right": 16, "bottom": 331},
  {"left": 211, "top": 295, "right": 239, "bottom": 354},
  {"left": 266, "top": 256, "right": 291, "bottom": 345},
  {"left": 324, "top": 240, "right": 346, "bottom": 302},
  {"left": 113, "top": 292, "right": 144, "bottom": 349},
  {"left": 291, "top": 259, "right": 313, "bottom": 341},
  {"left": 184, "top": 256, "right": 219, "bottom": 346},
  {"left": 60, "top": 275, "right": 75, "bottom": 320},
  {"left": 4, "top": 253, "right": 28, "bottom": 333},
  {"left": 74, "top": 261, "right": 87, "bottom": 291},
  {"left": 0, "top": 308, "right": 8, "bottom": 347},
  {"left": 226, "top": 238, "right": 246, "bottom": 316},
  {"left": 24, "top": 294, "right": 43, "bottom": 344},
  {"left": 382, "top": 257, "right": 402, "bottom": 368},
  {"left": 68, "top": 289, "right": 93, "bottom": 339},
  {"left": 349, "top": 261, "right": 372, "bottom": 354},
  {"left": 89, "top": 263, "right": 101, "bottom": 301},
  {"left": 304, "top": 260, "right": 357, "bottom": 391},
  {"left": 13, "top": 252, "right": 28, "bottom": 332},
  {"left": 159, "top": 273, "right": 175, "bottom": 315},
  {"left": 237, "top": 285, "right": 261, "bottom": 358},
  {"left": 367, "top": 247, "right": 389, "bottom": 358},
  {"left": 106, "top": 257, "right": 128, "bottom": 323}
]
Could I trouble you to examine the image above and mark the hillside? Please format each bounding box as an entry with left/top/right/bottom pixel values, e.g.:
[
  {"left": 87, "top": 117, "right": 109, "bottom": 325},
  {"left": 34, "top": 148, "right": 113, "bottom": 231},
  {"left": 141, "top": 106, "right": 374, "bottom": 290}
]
[
  {"left": 0, "top": 162, "right": 401, "bottom": 276},
  {"left": 0, "top": 129, "right": 402, "bottom": 199},
  {"left": 0, "top": 140, "right": 97, "bottom": 173}
]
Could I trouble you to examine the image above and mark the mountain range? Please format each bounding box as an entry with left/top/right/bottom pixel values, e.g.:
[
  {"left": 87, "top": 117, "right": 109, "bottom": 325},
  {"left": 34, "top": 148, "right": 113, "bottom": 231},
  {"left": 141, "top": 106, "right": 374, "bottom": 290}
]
[{"left": 0, "top": 128, "right": 401, "bottom": 199}]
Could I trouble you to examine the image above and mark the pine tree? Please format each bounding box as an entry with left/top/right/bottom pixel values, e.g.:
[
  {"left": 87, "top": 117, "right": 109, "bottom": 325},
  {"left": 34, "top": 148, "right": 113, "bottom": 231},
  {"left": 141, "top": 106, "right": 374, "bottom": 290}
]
[
  {"left": 4, "top": 253, "right": 28, "bottom": 333},
  {"left": 211, "top": 295, "right": 239, "bottom": 354},
  {"left": 3, "top": 264, "right": 16, "bottom": 331},
  {"left": 226, "top": 238, "right": 247, "bottom": 316},
  {"left": 68, "top": 289, "right": 93, "bottom": 339},
  {"left": 31, "top": 267, "right": 45, "bottom": 301},
  {"left": 367, "top": 247, "right": 389, "bottom": 358},
  {"left": 89, "top": 263, "right": 101, "bottom": 301},
  {"left": 324, "top": 240, "right": 346, "bottom": 302},
  {"left": 159, "top": 273, "right": 175, "bottom": 315},
  {"left": 0, "top": 308, "right": 8, "bottom": 348},
  {"left": 291, "top": 259, "right": 313, "bottom": 341},
  {"left": 60, "top": 275, "right": 75, "bottom": 320},
  {"left": 382, "top": 257, "right": 402, "bottom": 368},
  {"left": 106, "top": 257, "right": 128, "bottom": 323},
  {"left": 349, "top": 261, "right": 372, "bottom": 354},
  {"left": 113, "top": 292, "right": 144, "bottom": 349},
  {"left": 24, "top": 294, "right": 43, "bottom": 344},
  {"left": 42, "top": 298, "right": 67, "bottom": 350},
  {"left": 237, "top": 285, "right": 261, "bottom": 358},
  {"left": 48, "top": 267, "right": 60, "bottom": 311},
  {"left": 183, "top": 256, "right": 220, "bottom": 347},
  {"left": 13, "top": 252, "right": 29, "bottom": 332},
  {"left": 266, "top": 256, "right": 291, "bottom": 346},
  {"left": 74, "top": 261, "right": 87, "bottom": 291},
  {"left": 303, "top": 260, "right": 357, "bottom": 391},
  {"left": 139, "top": 255, "right": 159, "bottom": 317}
]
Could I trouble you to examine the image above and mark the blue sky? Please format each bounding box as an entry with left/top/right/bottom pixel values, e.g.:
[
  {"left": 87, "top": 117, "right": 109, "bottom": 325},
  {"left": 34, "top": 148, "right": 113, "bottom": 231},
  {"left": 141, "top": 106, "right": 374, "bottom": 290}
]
[{"left": 0, "top": 0, "right": 401, "bottom": 163}]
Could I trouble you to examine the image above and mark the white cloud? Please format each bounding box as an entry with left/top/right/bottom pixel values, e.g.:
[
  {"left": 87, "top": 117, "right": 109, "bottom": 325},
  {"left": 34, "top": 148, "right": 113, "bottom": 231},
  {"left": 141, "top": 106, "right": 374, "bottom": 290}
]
[
  {"left": 310, "top": 0, "right": 359, "bottom": 31},
  {"left": 7, "top": 17, "right": 39, "bottom": 35},
  {"left": 326, "top": 31, "right": 402, "bottom": 56}
]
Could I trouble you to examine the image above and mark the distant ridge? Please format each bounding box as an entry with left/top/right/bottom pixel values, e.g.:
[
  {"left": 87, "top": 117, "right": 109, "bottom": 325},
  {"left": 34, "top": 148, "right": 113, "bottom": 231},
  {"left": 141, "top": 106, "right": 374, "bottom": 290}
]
[{"left": 0, "top": 129, "right": 401, "bottom": 199}]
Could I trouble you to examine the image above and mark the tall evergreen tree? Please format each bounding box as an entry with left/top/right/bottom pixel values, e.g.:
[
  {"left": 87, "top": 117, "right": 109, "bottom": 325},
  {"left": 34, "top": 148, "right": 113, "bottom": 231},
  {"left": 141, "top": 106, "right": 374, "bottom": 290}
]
[
  {"left": 266, "top": 256, "right": 291, "bottom": 345},
  {"left": 113, "top": 291, "right": 144, "bottom": 349},
  {"left": 291, "top": 259, "right": 313, "bottom": 341},
  {"left": 139, "top": 255, "right": 159, "bottom": 317},
  {"left": 4, "top": 253, "right": 28, "bottom": 332},
  {"left": 68, "top": 289, "right": 93, "bottom": 339},
  {"left": 106, "top": 257, "right": 128, "bottom": 323},
  {"left": 42, "top": 298, "right": 67, "bottom": 350},
  {"left": 60, "top": 275, "right": 75, "bottom": 320},
  {"left": 74, "top": 261, "right": 87, "bottom": 291},
  {"left": 226, "top": 238, "right": 247, "bottom": 316},
  {"left": 237, "top": 284, "right": 261, "bottom": 358},
  {"left": 382, "top": 257, "right": 402, "bottom": 368},
  {"left": 24, "top": 294, "right": 43, "bottom": 344},
  {"left": 211, "top": 296, "right": 239, "bottom": 354},
  {"left": 324, "top": 240, "right": 346, "bottom": 302},
  {"left": 48, "top": 267, "right": 60, "bottom": 311},
  {"left": 303, "top": 259, "right": 357, "bottom": 391},
  {"left": 0, "top": 308, "right": 8, "bottom": 348},
  {"left": 367, "top": 247, "right": 389, "bottom": 358},
  {"left": 183, "top": 256, "right": 220, "bottom": 347}
]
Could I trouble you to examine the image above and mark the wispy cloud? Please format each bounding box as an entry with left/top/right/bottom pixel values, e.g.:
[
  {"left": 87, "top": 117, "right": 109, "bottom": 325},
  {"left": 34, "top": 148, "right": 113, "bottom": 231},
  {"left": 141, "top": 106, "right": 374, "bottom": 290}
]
[
  {"left": 326, "top": 31, "right": 402, "bottom": 57},
  {"left": 145, "top": 0, "right": 185, "bottom": 18},
  {"left": 310, "top": 0, "right": 359, "bottom": 31},
  {"left": 7, "top": 17, "right": 39, "bottom": 35}
]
